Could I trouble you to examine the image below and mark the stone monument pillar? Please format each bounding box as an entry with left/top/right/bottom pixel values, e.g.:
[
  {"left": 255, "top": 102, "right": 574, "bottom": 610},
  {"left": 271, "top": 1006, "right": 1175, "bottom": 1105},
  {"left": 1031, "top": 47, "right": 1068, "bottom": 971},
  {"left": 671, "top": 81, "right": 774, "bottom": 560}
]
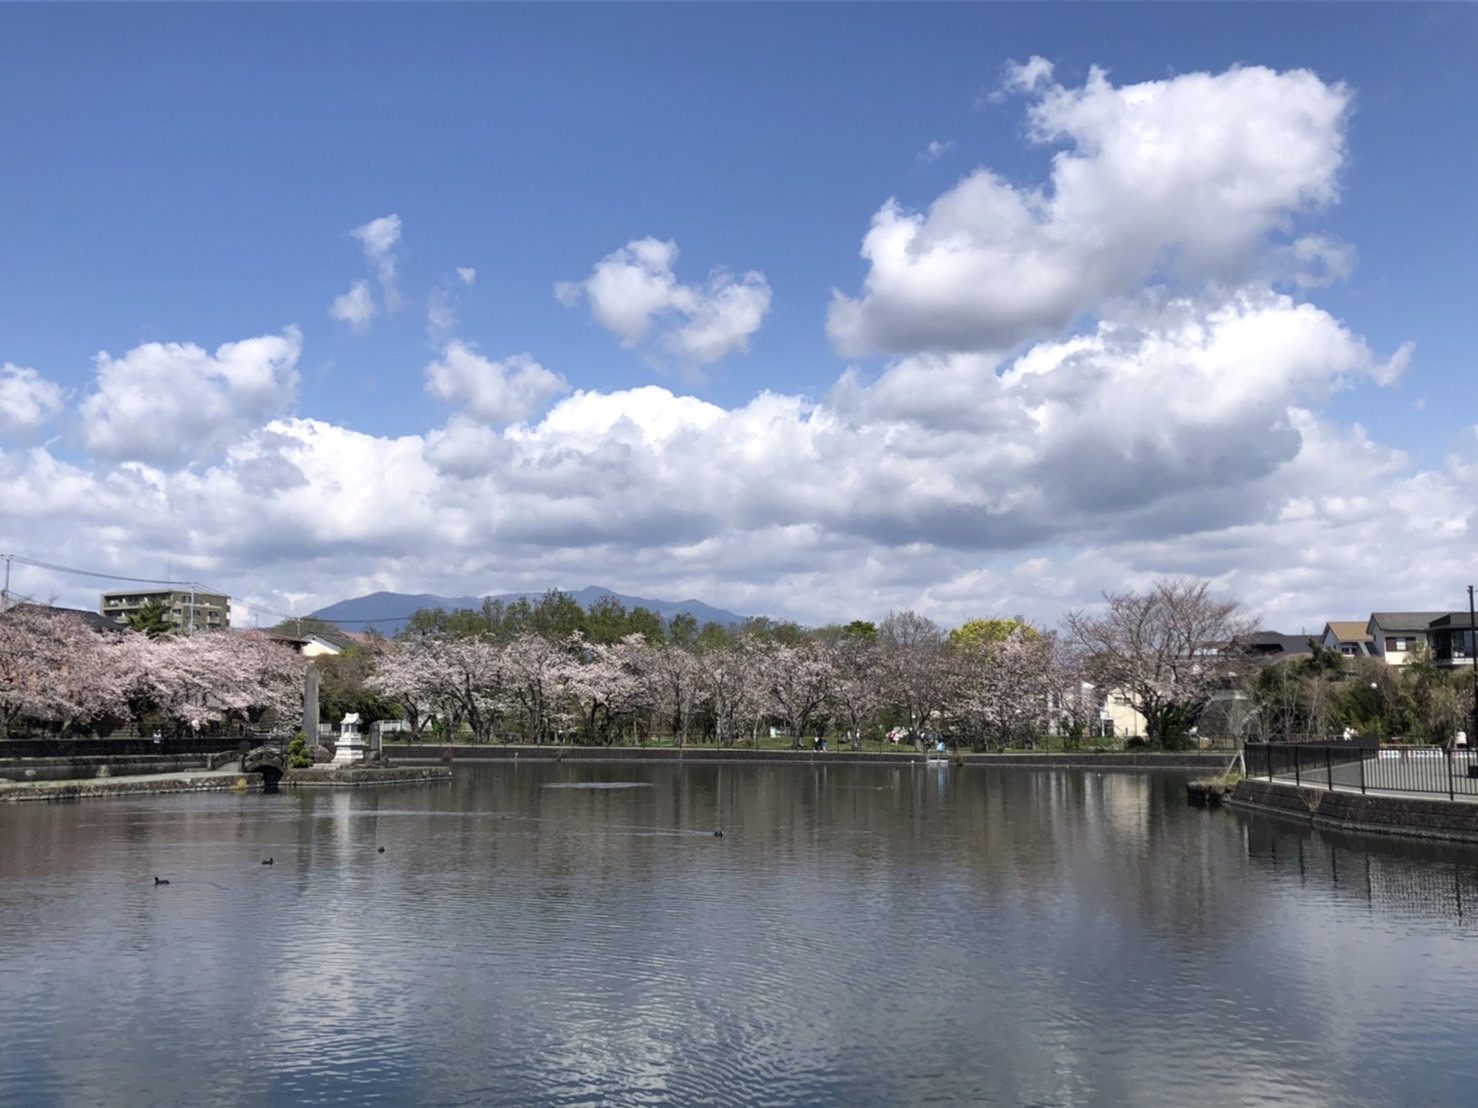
[{"left": 302, "top": 666, "right": 320, "bottom": 745}]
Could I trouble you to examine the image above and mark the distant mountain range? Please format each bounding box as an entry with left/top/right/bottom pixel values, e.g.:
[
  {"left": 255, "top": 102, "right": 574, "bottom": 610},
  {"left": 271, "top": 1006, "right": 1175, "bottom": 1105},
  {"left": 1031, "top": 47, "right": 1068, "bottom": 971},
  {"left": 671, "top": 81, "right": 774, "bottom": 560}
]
[{"left": 311, "top": 586, "right": 747, "bottom": 636}]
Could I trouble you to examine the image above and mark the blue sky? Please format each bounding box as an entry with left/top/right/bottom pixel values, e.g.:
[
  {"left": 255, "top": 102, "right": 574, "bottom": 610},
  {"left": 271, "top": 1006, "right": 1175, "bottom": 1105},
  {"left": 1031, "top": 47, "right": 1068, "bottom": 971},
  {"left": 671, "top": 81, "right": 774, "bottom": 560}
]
[{"left": 2, "top": 3, "right": 1475, "bottom": 632}]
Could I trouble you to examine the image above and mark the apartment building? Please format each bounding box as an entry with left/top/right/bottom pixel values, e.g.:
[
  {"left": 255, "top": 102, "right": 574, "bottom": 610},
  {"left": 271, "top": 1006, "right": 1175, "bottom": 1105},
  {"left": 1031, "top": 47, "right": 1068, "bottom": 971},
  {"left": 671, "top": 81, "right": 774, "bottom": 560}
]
[{"left": 99, "top": 589, "right": 230, "bottom": 630}]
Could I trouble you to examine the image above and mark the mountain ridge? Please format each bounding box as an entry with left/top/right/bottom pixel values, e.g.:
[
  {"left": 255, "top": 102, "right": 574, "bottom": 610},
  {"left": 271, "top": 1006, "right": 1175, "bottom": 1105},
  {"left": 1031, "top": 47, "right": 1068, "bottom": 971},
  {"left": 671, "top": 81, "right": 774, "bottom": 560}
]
[{"left": 310, "top": 586, "right": 747, "bottom": 635}]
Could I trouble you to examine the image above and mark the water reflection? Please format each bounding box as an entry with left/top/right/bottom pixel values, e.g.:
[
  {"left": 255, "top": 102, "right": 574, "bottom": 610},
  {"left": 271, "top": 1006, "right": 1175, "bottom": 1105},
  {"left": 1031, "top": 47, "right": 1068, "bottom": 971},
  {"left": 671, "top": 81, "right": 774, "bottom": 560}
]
[
  {"left": 3, "top": 764, "right": 1478, "bottom": 1106},
  {"left": 1241, "top": 812, "right": 1478, "bottom": 929}
]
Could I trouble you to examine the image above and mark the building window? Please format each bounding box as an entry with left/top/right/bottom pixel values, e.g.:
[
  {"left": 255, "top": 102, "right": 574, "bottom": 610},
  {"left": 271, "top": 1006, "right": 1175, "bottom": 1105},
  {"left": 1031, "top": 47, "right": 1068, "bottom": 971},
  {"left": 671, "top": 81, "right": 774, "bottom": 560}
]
[{"left": 1385, "top": 637, "right": 1410, "bottom": 652}]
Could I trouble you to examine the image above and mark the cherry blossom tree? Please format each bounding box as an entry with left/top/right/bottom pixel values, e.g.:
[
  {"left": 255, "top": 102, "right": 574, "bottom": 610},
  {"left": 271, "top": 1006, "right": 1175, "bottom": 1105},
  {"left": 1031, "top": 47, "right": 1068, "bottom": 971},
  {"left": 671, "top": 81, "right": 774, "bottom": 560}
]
[
  {"left": 635, "top": 639, "right": 702, "bottom": 746},
  {"left": 824, "top": 626, "right": 887, "bottom": 750},
  {"left": 501, "top": 631, "right": 575, "bottom": 743},
  {"left": 692, "top": 635, "right": 762, "bottom": 747},
  {"left": 136, "top": 630, "right": 306, "bottom": 734},
  {"left": 366, "top": 642, "right": 446, "bottom": 739},
  {"left": 0, "top": 606, "right": 130, "bottom": 737},
  {"left": 422, "top": 636, "right": 510, "bottom": 744},
  {"left": 1064, "top": 579, "right": 1257, "bottom": 745},
  {"left": 753, "top": 638, "right": 835, "bottom": 749},
  {"left": 950, "top": 624, "right": 1069, "bottom": 749},
  {"left": 878, "top": 610, "right": 956, "bottom": 743},
  {"left": 563, "top": 634, "right": 650, "bottom": 744}
]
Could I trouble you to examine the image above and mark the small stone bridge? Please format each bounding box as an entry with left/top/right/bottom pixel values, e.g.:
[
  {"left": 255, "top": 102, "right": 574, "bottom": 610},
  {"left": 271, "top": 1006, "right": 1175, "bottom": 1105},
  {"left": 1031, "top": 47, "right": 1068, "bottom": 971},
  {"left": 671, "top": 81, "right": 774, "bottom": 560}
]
[{"left": 241, "top": 745, "right": 287, "bottom": 789}]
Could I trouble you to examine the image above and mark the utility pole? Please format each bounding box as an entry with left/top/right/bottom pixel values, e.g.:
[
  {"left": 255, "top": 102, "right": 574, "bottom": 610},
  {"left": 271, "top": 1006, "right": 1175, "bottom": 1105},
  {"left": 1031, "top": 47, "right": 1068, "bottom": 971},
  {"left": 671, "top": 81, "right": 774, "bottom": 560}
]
[{"left": 1469, "top": 585, "right": 1477, "bottom": 745}]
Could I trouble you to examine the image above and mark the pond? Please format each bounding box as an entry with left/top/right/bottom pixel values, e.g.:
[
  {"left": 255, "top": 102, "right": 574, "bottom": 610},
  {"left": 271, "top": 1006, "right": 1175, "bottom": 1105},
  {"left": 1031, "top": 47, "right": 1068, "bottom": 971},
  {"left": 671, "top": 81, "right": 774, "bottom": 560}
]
[{"left": 3, "top": 762, "right": 1477, "bottom": 1106}]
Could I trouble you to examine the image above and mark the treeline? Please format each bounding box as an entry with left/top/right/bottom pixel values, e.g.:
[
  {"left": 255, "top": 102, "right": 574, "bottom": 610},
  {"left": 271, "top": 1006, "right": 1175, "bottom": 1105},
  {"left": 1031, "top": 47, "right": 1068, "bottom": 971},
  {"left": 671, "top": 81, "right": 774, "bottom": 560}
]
[
  {"left": 5, "top": 581, "right": 1472, "bottom": 749},
  {"left": 303, "top": 591, "right": 1076, "bottom": 750}
]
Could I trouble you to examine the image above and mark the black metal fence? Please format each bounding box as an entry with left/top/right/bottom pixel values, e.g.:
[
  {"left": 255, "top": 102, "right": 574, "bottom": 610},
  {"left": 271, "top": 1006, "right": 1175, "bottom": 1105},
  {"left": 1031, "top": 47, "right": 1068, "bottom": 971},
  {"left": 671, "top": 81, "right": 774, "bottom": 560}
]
[
  {"left": 1246, "top": 741, "right": 1478, "bottom": 801},
  {"left": 0, "top": 735, "right": 250, "bottom": 760}
]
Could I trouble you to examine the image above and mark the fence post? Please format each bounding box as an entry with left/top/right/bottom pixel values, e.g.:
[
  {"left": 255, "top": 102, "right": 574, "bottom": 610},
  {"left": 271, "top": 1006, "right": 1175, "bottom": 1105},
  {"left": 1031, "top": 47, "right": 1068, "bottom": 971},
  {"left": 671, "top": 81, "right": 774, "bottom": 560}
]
[
  {"left": 1450, "top": 745, "right": 1456, "bottom": 802},
  {"left": 1294, "top": 744, "right": 1301, "bottom": 787},
  {"left": 1326, "top": 744, "right": 1334, "bottom": 791},
  {"left": 1360, "top": 747, "right": 1367, "bottom": 795}
]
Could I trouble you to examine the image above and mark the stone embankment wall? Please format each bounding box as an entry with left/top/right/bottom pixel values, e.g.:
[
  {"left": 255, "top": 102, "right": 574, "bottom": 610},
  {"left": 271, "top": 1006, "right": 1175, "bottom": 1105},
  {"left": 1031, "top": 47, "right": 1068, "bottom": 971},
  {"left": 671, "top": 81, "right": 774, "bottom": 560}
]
[
  {"left": 0, "top": 754, "right": 220, "bottom": 783},
  {"left": 0, "top": 773, "right": 263, "bottom": 804},
  {"left": 283, "top": 766, "right": 453, "bottom": 788},
  {"left": 384, "top": 744, "right": 1227, "bottom": 770},
  {"left": 974, "top": 752, "right": 1228, "bottom": 770},
  {"left": 1231, "top": 779, "right": 1478, "bottom": 844}
]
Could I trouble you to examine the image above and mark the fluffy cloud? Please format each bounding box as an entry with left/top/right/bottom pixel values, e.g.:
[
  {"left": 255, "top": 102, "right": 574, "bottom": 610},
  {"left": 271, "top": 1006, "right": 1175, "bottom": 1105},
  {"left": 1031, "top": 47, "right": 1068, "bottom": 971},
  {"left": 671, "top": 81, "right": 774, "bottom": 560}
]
[
  {"left": 77, "top": 329, "right": 303, "bottom": 466},
  {"left": 329, "top": 280, "right": 376, "bottom": 331},
  {"left": 6, "top": 60, "right": 1467, "bottom": 639},
  {"left": 329, "top": 214, "right": 403, "bottom": 327},
  {"left": 556, "top": 238, "right": 772, "bottom": 366},
  {"left": 424, "top": 341, "right": 569, "bottom": 426},
  {"left": 2, "top": 318, "right": 1463, "bottom": 636},
  {"left": 352, "top": 214, "right": 403, "bottom": 311},
  {"left": 0, "top": 363, "right": 65, "bottom": 439},
  {"left": 829, "top": 62, "right": 1350, "bottom": 356},
  {"left": 919, "top": 140, "right": 955, "bottom": 163}
]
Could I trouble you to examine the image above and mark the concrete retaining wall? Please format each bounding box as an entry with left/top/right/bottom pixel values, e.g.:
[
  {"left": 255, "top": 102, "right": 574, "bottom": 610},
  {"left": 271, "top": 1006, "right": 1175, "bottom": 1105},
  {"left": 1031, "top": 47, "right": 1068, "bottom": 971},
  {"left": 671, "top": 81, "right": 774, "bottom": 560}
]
[
  {"left": 0, "top": 754, "right": 216, "bottom": 783},
  {"left": 283, "top": 766, "right": 453, "bottom": 788},
  {"left": 971, "top": 752, "right": 1227, "bottom": 770},
  {"left": 0, "top": 773, "right": 263, "bottom": 804},
  {"left": 384, "top": 743, "right": 1226, "bottom": 770},
  {"left": 1230, "top": 779, "right": 1478, "bottom": 844}
]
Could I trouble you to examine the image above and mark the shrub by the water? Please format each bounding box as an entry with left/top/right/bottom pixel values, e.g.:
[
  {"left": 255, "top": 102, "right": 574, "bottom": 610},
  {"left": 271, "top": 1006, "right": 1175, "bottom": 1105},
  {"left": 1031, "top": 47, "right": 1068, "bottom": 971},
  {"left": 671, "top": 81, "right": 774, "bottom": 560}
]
[{"left": 287, "top": 732, "right": 314, "bottom": 769}]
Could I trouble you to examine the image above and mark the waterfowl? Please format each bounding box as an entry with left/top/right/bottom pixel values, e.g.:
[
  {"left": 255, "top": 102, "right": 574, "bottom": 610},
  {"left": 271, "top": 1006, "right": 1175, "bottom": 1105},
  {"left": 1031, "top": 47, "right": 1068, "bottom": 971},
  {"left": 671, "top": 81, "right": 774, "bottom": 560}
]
[
  {"left": 154, "top": 877, "right": 170, "bottom": 886},
  {"left": 377, "top": 846, "right": 385, "bottom": 854},
  {"left": 713, "top": 830, "right": 724, "bottom": 838},
  {"left": 261, "top": 858, "right": 274, "bottom": 866}
]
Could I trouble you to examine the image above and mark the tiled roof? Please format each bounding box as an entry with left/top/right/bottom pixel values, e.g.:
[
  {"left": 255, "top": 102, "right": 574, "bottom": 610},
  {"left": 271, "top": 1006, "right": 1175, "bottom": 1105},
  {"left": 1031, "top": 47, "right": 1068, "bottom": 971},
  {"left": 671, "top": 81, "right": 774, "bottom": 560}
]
[
  {"left": 1324, "top": 621, "right": 1373, "bottom": 642},
  {"left": 1369, "top": 612, "right": 1449, "bottom": 632}
]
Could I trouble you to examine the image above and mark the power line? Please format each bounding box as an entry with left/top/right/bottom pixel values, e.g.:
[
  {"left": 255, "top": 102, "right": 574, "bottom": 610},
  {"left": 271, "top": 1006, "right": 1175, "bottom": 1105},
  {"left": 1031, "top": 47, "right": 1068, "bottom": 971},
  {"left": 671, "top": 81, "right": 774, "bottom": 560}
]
[
  {"left": 4, "top": 550, "right": 443, "bottom": 628},
  {"left": 2, "top": 553, "right": 220, "bottom": 591}
]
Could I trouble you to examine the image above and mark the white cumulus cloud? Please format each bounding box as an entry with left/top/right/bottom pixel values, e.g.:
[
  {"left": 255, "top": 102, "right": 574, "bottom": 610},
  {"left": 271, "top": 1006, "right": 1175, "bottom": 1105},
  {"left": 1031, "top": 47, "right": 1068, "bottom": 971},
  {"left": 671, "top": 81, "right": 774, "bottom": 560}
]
[
  {"left": 352, "top": 214, "right": 403, "bottom": 309},
  {"left": 324, "top": 214, "right": 405, "bottom": 328},
  {"left": 424, "top": 341, "right": 569, "bottom": 426},
  {"left": 557, "top": 237, "right": 772, "bottom": 366},
  {"left": 78, "top": 329, "right": 303, "bottom": 467},
  {"left": 830, "top": 62, "right": 1350, "bottom": 356},
  {"left": 329, "top": 280, "right": 377, "bottom": 331},
  {"left": 0, "top": 363, "right": 65, "bottom": 439}
]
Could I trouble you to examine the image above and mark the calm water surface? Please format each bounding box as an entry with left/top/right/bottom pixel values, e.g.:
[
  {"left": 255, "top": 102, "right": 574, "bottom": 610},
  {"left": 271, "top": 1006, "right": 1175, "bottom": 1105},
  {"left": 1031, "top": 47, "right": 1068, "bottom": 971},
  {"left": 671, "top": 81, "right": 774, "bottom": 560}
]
[{"left": 3, "top": 762, "right": 1478, "bottom": 1106}]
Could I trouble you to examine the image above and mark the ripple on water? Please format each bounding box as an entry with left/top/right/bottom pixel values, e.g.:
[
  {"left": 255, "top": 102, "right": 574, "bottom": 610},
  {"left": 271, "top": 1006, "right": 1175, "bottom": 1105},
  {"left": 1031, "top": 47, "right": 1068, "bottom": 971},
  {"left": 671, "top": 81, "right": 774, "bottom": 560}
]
[{"left": 5, "top": 763, "right": 1478, "bottom": 1105}]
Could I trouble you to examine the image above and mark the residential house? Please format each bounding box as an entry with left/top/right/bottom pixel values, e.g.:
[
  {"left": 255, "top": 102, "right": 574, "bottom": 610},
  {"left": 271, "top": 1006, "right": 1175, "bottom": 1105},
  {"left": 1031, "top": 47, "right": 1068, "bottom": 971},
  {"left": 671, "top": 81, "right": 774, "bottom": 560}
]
[
  {"left": 1237, "top": 631, "right": 1315, "bottom": 665},
  {"left": 1365, "top": 612, "right": 1448, "bottom": 666},
  {"left": 1321, "top": 621, "right": 1374, "bottom": 658},
  {"left": 1425, "top": 612, "right": 1478, "bottom": 668}
]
